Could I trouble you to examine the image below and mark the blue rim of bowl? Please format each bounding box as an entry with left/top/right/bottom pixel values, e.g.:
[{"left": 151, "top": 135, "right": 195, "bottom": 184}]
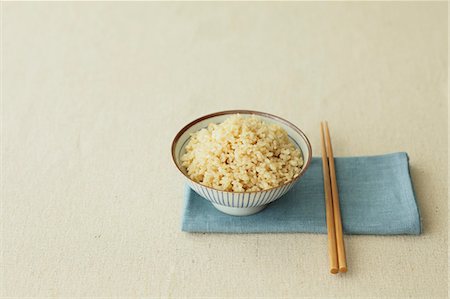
[{"left": 171, "top": 110, "right": 313, "bottom": 194}]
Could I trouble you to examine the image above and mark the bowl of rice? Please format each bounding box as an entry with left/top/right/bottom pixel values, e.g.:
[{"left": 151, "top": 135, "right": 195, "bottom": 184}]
[{"left": 171, "top": 110, "right": 312, "bottom": 216}]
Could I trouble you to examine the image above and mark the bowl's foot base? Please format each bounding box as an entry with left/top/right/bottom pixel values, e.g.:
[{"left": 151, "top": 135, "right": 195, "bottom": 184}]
[{"left": 212, "top": 203, "right": 267, "bottom": 216}]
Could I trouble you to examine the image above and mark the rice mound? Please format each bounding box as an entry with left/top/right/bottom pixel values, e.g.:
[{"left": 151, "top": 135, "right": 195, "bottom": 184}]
[{"left": 181, "top": 114, "right": 304, "bottom": 192}]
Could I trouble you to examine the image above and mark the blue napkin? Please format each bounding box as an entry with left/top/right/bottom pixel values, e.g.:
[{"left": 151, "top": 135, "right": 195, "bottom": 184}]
[{"left": 181, "top": 152, "right": 421, "bottom": 235}]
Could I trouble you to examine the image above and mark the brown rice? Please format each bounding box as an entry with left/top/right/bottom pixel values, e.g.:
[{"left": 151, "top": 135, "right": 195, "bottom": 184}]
[{"left": 181, "top": 114, "right": 303, "bottom": 192}]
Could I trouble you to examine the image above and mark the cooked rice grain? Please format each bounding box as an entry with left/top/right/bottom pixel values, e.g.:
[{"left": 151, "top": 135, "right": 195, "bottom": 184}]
[{"left": 181, "top": 114, "right": 303, "bottom": 192}]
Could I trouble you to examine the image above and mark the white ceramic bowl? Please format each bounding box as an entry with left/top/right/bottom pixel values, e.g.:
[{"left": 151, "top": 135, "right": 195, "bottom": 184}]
[{"left": 171, "top": 110, "right": 312, "bottom": 216}]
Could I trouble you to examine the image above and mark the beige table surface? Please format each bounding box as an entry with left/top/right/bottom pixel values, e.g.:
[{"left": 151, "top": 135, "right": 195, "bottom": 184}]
[{"left": 2, "top": 2, "right": 448, "bottom": 298}]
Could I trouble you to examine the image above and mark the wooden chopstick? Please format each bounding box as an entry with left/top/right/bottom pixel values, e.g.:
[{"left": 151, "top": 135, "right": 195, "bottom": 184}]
[
  {"left": 320, "top": 122, "right": 339, "bottom": 274},
  {"left": 323, "top": 121, "right": 348, "bottom": 273}
]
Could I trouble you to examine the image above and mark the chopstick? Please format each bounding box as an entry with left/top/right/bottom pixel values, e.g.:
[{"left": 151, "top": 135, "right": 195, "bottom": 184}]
[
  {"left": 320, "top": 121, "right": 347, "bottom": 274},
  {"left": 320, "top": 123, "right": 339, "bottom": 274},
  {"left": 323, "top": 122, "right": 347, "bottom": 273}
]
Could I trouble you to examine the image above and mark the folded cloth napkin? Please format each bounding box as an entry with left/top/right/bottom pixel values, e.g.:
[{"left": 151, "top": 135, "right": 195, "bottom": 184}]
[{"left": 182, "top": 152, "right": 421, "bottom": 235}]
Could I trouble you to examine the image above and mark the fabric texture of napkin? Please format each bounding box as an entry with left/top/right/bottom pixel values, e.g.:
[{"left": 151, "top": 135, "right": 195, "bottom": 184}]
[{"left": 181, "top": 152, "right": 421, "bottom": 235}]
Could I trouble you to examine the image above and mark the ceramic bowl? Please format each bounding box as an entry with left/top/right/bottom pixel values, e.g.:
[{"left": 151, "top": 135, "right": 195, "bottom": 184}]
[{"left": 171, "top": 110, "right": 312, "bottom": 216}]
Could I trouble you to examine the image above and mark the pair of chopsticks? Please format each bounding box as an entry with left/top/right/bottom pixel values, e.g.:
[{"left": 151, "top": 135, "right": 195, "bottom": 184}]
[{"left": 320, "top": 121, "right": 347, "bottom": 274}]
